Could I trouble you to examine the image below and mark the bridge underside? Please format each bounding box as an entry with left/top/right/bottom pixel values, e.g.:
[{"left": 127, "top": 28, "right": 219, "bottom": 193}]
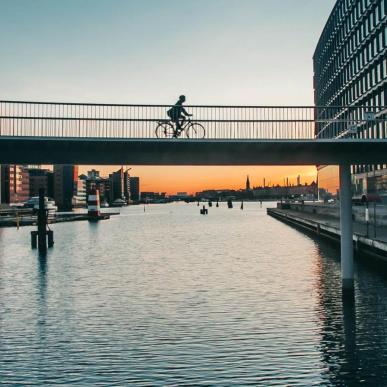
[{"left": 1, "top": 137, "right": 387, "bottom": 165}]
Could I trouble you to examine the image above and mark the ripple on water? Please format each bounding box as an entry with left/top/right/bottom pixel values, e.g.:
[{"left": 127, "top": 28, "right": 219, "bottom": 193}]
[{"left": 1, "top": 202, "right": 387, "bottom": 385}]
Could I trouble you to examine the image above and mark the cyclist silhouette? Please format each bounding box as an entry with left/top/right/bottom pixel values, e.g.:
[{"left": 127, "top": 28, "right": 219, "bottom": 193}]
[{"left": 167, "top": 95, "right": 193, "bottom": 137}]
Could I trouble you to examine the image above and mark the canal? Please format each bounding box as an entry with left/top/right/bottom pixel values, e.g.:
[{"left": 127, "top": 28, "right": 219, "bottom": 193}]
[{"left": 1, "top": 202, "right": 387, "bottom": 385}]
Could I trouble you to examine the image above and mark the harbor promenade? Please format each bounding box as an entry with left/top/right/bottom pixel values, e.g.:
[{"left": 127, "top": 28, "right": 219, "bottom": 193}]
[{"left": 267, "top": 204, "right": 387, "bottom": 261}]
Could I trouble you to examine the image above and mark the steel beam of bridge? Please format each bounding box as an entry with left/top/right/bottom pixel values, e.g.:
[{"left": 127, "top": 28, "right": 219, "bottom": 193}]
[{"left": 1, "top": 137, "right": 387, "bottom": 165}]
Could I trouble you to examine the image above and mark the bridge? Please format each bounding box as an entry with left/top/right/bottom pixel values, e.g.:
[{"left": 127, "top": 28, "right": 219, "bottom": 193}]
[
  {"left": 0, "top": 101, "right": 386, "bottom": 165},
  {"left": 1, "top": 100, "right": 387, "bottom": 291}
]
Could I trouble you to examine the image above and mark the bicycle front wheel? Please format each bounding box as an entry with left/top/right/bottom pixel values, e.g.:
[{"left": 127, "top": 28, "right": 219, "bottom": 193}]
[
  {"left": 155, "top": 122, "right": 175, "bottom": 138},
  {"left": 186, "top": 123, "right": 205, "bottom": 139}
]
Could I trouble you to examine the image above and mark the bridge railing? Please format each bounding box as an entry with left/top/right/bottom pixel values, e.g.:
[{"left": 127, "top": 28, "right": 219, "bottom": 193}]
[{"left": 0, "top": 101, "right": 386, "bottom": 139}]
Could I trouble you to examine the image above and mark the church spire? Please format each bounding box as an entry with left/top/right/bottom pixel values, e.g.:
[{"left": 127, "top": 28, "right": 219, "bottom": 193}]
[{"left": 246, "top": 175, "right": 251, "bottom": 191}]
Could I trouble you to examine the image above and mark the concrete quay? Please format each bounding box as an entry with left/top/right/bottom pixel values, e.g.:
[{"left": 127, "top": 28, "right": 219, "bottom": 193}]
[{"left": 267, "top": 204, "right": 387, "bottom": 262}]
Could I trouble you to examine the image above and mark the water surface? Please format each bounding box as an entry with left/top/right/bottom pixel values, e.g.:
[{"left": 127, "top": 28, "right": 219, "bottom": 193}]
[{"left": 1, "top": 202, "right": 387, "bottom": 385}]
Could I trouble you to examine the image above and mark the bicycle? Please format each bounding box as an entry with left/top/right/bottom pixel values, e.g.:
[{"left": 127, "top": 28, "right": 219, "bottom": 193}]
[{"left": 155, "top": 117, "right": 205, "bottom": 139}]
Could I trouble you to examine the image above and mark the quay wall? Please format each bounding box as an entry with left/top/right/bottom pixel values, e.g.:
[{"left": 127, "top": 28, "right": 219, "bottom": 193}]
[
  {"left": 267, "top": 207, "right": 387, "bottom": 262},
  {"left": 281, "top": 203, "right": 387, "bottom": 227}
]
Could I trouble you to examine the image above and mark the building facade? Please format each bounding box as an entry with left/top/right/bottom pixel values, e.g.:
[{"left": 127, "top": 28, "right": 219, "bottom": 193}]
[
  {"left": 129, "top": 176, "right": 140, "bottom": 201},
  {"left": 109, "top": 168, "right": 125, "bottom": 203},
  {"left": 73, "top": 178, "right": 87, "bottom": 207},
  {"left": 0, "top": 165, "right": 30, "bottom": 204},
  {"left": 313, "top": 0, "right": 387, "bottom": 200},
  {"left": 28, "top": 168, "right": 54, "bottom": 198},
  {"left": 53, "top": 165, "right": 79, "bottom": 210}
]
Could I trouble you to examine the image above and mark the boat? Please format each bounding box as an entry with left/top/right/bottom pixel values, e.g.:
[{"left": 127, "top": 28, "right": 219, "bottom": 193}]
[
  {"left": 111, "top": 198, "right": 127, "bottom": 207},
  {"left": 25, "top": 196, "right": 58, "bottom": 214}
]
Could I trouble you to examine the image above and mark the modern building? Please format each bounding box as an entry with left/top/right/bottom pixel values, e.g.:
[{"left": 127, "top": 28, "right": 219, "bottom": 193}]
[
  {"left": 0, "top": 165, "right": 8, "bottom": 204},
  {"left": 109, "top": 168, "right": 127, "bottom": 203},
  {"left": 123, "top": 169, "right": 131, "bottom": 203},
  {"left": 73, "top": 178, "right": 87, "bottom": 207},
  {"left": 141, "top": 192, "right": 166, "bottom": 202},
  {"left": 129, "top": 176, "right": 140, "bottom": 201},
  {"left": 53, "top": 165, "right": 79, "bottom": 210},
  {"left": 313, "top": 0, "right": 387, "bottom": 200},
  {"left": 87, "top": 169, "right": 100, "bottom": 180},
  {"left": 28, "top": 168, "right": 54, "bottom": 198},
  {"left": 0, "top": 165, "right": 30, "bottom": 204}
]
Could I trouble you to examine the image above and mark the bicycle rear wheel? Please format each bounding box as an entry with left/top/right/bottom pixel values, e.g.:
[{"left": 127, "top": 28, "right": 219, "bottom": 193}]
[
  {"left": 186, "top": 123, "right": 205, "bottom": 139},
  {"left": 155, "top": 122, "right": 175, "bottom": 138}
]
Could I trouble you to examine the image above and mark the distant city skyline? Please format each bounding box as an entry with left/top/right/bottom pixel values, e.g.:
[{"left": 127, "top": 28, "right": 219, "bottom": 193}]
[
  {"left": 78, "top": 165, "right": 316, "bottom": 195},
  {"left": 1, "top": 0, "right": 335, "bottom": 193}
]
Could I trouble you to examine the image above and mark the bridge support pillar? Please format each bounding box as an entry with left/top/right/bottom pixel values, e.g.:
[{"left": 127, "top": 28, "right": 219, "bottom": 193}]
[{"left": 339, "top": 164, "right": 354, "bottom": 291}]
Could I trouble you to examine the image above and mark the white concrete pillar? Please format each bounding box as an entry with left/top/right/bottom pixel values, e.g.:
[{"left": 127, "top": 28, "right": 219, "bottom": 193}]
[{"left": 339, "top": 164, "right": 354, "bottom": 290}]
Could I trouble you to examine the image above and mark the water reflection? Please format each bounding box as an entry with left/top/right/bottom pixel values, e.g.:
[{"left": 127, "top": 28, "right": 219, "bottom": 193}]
[
  {"left": 1, "top": 203, "right": 387, "bottom": 385},
  {"left": 37, "top": 252, "right": 48, "bottom": 304},
  {"left": 314, "top": 241, "right": 387, "bottom": 386}
]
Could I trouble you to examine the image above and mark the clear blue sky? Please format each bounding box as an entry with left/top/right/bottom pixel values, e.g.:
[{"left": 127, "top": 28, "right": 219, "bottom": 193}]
[{"left": 0, "top": 0, "right": 336, "bottom": 105}]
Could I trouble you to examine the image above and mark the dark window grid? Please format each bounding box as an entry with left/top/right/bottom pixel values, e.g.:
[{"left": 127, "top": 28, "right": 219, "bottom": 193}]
[{"left": 315, "top": 16, "right": 386, "bottom": 88}]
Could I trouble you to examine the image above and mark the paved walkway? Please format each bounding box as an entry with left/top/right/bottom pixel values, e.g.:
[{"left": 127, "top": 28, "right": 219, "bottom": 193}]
[{"left": 273, "top": 208, "right": 387, "bottom": 244}]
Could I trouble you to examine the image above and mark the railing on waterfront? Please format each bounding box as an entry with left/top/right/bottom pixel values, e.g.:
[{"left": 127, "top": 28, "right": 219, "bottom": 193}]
[{"left": 0, "top": 101, "right": 386, "bottom": 140}]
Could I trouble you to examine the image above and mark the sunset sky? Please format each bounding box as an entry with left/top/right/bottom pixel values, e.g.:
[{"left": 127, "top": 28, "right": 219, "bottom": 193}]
[{"left": 0, "top": 0, "right": 336, "bottom": 194}]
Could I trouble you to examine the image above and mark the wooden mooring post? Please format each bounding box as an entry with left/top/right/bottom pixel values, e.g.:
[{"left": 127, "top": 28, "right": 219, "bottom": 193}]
[{"left": 31, "top": 188, "right": 54, "bottom": 252}]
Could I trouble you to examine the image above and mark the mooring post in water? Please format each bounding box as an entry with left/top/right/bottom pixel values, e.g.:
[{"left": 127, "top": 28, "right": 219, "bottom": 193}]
[
  {"left": 339, "top": 164, "right": 354, "bottom": 291},
  {"left": 37, "top": 188, "right": 47, "bottom": 253}
]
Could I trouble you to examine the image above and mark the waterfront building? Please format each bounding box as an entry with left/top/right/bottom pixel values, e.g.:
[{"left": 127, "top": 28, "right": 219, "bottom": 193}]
[
  {"left": 129, "top": 176, "right": 140, "bottom": 201},
  {"left": 252, "top": 182, "right": 318, "bottom": 200},
  {"left": 0, "top": 165, "right": 7, "bottom": 204},
  {"left": 314, "top": 0, "right": 387, "bottom": 201},
  {"left": 53, "top": 165, "right": 79, "bottom": 210},
  {"left": 109, "top": 168, "right": 125, "bottom": 203},
  {"left": 0, "top": 165, "right": 30, "bottom": 204},
  {"left": 73, "top": 178, "right": 87, "bottom": 208},
  {"left": 124, "top": 169, "right": 131, "bottom": 203},
  {"left": 87, "top": 169, "right": 100, "bottom": 180},
  {"left": 141, "top": 192, "right": 166, "bottom": 203},
  {"left": 169, "top": 192, "right": 193, "bottom": 201},
  {"left": 28, "top": 168, "right": 54, "bottom": 198}
]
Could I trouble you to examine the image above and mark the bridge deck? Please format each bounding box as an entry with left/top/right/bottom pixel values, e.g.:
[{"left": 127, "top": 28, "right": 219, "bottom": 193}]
[{"left": 1, "top": 136, "right": 387, "bottom": 165}]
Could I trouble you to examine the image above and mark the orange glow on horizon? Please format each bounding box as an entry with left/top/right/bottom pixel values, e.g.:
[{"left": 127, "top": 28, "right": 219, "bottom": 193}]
[{"left": 79, "top": 165, "right": 317, "bottom": 195}]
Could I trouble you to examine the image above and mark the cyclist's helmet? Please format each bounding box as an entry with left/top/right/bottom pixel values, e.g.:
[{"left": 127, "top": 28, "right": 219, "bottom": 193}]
[{"left": 179, "top": 95, "right": 186, "bottom": 102}]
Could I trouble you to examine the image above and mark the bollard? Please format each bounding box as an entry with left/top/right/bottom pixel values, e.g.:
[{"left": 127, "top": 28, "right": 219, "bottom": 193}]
[
  {"left": 31, "top": 188, "right": 54, "bottom": 252},
  {"left": 216, "top": 200, "right": 219, "bottom": 207},
  {"left": 227, "top": 199, "right": 233, "bottom": 209},
  {"left": 240, "top": 201, "right": 244, "bottom": 210}
]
